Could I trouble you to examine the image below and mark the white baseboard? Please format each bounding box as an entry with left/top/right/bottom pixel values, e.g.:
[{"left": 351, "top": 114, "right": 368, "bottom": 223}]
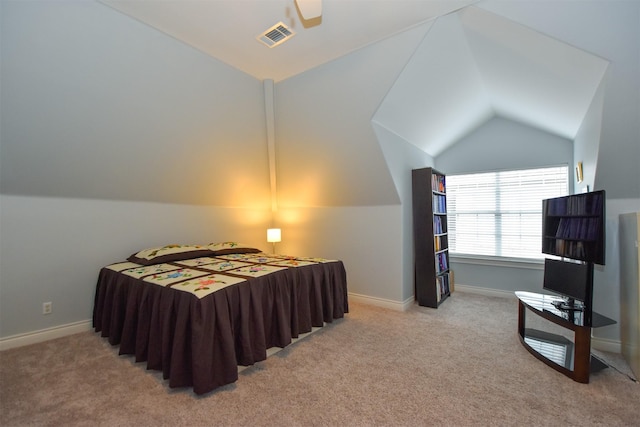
[
  {"left": 1, "top": 293, "right": 409, "bottom": 351},
  {"left": 591, "top": 336, "right": 621, "bottom": 353},
  {"left": 453, "top": 283, "right": 516, "bottom": 299},
  {"left": 0, "top": 320, "right": 92, "bottom": 351},
  {"left": 348, "top": 292, "right": 413, "bottom": 311},
  {"left": 348, "top": 286, "right": 518, "bottom": 312}
]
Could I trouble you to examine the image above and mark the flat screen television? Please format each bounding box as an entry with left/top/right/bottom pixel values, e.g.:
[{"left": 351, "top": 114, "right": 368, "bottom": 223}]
[
  {"left": 543, "top": 258, "right": 592, "bottom": 311},
  {"left": 542, "top": 190, "right": 605, "bottom": 265}
]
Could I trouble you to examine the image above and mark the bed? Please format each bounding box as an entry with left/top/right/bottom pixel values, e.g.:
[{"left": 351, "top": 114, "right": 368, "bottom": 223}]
[{"left": 92, "top": 242, "right": 348, "bottom": 395}]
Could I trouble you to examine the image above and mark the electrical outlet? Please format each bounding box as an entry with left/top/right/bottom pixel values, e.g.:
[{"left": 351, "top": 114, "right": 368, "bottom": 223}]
[{"left": 42, "top": 302, "right": 52, "bottom": 315}]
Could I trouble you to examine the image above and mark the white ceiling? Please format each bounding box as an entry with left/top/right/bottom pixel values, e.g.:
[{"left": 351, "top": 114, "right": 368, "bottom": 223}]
[
  {"left": 101, "top": 0, "right": 610, "bottom": 156},
  {"left": 101, "top": 0, "right": 475, "bottom": 82},
  {"left": 373, "top": 6, "right": 610, "bottom": 155}
]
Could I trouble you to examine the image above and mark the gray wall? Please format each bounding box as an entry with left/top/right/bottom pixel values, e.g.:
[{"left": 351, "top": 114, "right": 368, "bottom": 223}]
[
  {"left": 436, "top": 116, "right": 574, "bottom": 293},
  {"left": 1, "top": 0, "right": 270, "bottom": 206},
  {"left": 273, "top": 21, "right": 428, "bottom": 208},
  {"left": 0, "top": 1, "right": 273, "bottom": 337},
  {"left": 373, "top": 123, "right": 434, "bottom": 302},
  {"left": 270, "top": 22, "right": 431, "bottom": 305},
  {"left": 435, "top": 116, "right": 640, "bottom": 342},
  {"left": 1, "top": 0, "right": 639, "bottom": 344},
  {"left": 275, "top": 205, "right": 404, "bottom": 305},
  {"left": 0, "top": 196, "right": 271, "bottom": 336},
  {"left": 480, "top": 0, "right": 640, "bottom": 199},
  {"left": 437, "top": 116, "right": 574, "bottom": 178}
]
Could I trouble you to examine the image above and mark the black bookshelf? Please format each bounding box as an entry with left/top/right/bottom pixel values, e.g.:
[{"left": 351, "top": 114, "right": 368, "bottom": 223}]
[{"left": 412, "top": 167, "right": 452, "bottom": 308}]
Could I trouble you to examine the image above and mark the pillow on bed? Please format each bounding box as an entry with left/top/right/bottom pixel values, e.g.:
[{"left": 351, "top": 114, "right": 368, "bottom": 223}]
[
  {"left": 207, "top": 242, "right": 261, "bottom": 256},
  {"left": 127, "top": 244, "right": 214, "bottom": 266}
]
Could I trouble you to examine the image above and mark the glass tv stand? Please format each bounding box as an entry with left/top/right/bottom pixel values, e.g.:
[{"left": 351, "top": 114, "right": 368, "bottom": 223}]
[{"left": 515, "top": 291, "right": 616, "bottom": 383}]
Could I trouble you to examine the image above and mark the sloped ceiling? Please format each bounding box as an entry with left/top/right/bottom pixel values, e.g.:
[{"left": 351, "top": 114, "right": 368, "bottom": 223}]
[
  {"left": 460, "top": 7, "right": 608, "bottom": 144},
  {"left": 101, "top": 0, "right": 609, "bottom": 158},
  {"left": 372, "top": 11, "right": 493, "bottom": 157},
  {"left": 100, "top": 0, "right": 475, "bottom": 82},
  {"left": 373, "top": 6, "right": 609, "bottom": 156}
]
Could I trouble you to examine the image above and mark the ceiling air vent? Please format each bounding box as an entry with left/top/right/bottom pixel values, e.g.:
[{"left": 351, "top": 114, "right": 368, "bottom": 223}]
[{"left": 257, "top": 22, "right": 295, "bottom": 48}]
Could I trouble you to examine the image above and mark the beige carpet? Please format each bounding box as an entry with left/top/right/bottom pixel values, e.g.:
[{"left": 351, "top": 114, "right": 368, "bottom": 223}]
[{"left": 1, "top": 292, "right": 638, "bottom": 426}]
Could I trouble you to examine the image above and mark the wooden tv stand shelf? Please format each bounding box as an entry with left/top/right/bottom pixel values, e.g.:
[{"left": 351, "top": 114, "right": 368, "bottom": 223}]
[{"left": 515, "top": 291, "right": 616, "bottom": 383}]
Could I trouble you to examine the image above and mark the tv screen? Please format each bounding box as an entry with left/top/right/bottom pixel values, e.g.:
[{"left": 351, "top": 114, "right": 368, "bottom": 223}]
[
  {"left": 542, "top": 190, "right": 605, "bottom": 265},
  {"left": 543, "top": 258, "right": 592, "bottom": 305}
]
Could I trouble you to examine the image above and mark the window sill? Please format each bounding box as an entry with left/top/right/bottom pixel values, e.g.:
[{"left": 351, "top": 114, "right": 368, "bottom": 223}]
[{"left": 450, "top": 254, "right": 544, "bottom": 270}]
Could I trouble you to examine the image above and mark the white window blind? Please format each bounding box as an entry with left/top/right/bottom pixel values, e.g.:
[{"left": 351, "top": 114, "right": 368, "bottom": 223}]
[{"left": 447, "top": 166, "right": 569, "bottom": 260}]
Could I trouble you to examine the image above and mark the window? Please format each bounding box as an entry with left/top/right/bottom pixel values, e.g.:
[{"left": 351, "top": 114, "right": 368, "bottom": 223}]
[{"left": 446, "top": 166, "right": 569, "bottom": 260}]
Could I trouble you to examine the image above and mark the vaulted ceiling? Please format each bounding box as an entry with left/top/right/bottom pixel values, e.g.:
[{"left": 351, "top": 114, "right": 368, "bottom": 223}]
[
  {"left": 102, "top": 0, "right": 609, "bottom": 156},
  {"left": 101, "top": 0, "right": 475, "bottom": 82},
  {"left": 373, "top": 6, "right": 609, "bottom": 156}
]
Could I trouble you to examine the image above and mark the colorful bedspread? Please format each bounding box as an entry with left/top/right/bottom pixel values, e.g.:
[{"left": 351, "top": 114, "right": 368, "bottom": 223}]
[{"left": 93, "top": 252, "right": 348, "bottom": 395}]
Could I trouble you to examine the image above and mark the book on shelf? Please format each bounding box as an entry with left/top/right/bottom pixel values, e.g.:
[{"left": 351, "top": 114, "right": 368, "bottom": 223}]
[
  {"left": 435, "top": 273, "right": 451, "bottom": 302},
  {"left": 434, "top": 235, "right": 447, "bottom": 251},
  {"left": 435, "top": 252, "right": 448, "bottom": 273},
  {"left": 433, "top": 216, "right": 444, "bottom": 234},
  {"left": 431, "top": 174, "right": 446, "bottom": 193},
  {"left": 432, "top": 194, "right": 446, "bottom": 213}
]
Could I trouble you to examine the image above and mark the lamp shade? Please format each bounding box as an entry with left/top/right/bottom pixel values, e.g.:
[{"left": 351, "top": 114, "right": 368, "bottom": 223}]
[{"left": 267, "top": 228, "right": 281, "bottom": 243}]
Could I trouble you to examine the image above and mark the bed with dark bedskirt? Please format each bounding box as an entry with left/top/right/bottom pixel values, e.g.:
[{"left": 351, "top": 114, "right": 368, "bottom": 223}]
[{"left": 92, "top": 243, "right": 348, "bottom": 395}]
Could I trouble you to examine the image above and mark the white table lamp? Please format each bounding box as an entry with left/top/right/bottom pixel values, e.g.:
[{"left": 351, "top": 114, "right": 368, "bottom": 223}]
[{"left": 267, "top": 228, "right": 281, "bottom": 253}]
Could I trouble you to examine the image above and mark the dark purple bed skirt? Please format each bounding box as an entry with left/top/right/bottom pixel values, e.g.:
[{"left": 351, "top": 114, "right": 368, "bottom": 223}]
[{"left": 93, "top": 261, "right": 348, "bottom": 394}]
